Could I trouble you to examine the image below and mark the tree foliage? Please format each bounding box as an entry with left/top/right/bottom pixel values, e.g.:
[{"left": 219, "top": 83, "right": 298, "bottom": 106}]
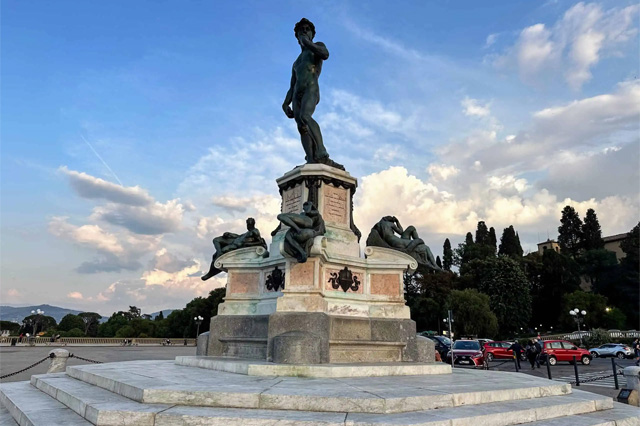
[
  {"left": 58, "top": 314, "right": 85, "bottom": 332},
  {"left": 498, "top": 225, "right": 523, "bottom": 258},
  {"left": 78, "top": 312, "right": 102, "bottom": 336},
  {"left": 558, "top": 205, "right": 583, "bottom": 257},
  {"left": 448, "top": 289, "right": 498, "bottom": 338},
  {"left": 442, "top": 238, "right": 453, "bottom": 271},
  {"left": 581, "top": 208, "right": 604, "bottom": 251}
]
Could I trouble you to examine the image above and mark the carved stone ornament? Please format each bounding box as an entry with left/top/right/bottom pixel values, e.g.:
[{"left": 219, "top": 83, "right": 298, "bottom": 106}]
[
  {"left": 265, "top": 266, "right": 285, "bottom": 292},
  {"left": 328, "top": 266, "right": 360, "bottom": 293}
]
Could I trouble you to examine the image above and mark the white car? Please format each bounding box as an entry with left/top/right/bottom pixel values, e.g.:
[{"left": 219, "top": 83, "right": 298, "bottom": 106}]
[{"left": 588, "top": 343, "right": 632, "bottom": 359}]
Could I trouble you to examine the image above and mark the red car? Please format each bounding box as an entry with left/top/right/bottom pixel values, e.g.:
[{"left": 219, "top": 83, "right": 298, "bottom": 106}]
[
  {"left": 483, "top": 341, "right": 527, "bottom": 362},
  {"left": 541, "top": 340, "right": 592, "bottom": 365},
  {"left": 446, "top": 340, "right": 485, "bottom": 368}
]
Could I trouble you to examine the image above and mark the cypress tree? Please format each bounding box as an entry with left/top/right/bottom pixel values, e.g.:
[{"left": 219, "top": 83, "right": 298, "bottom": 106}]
[
  {"left": 475, "top": 221, "right": 489, "bottom": 246},
  {"left": 582, "top": 208, "right": 604, "bottom": 251},
  {"left": 436, "top": 256, "right": 442, "bottom": 269},
  {"left": 443, "top": 238, "right": 453, "bottom": 271},
  {"left": 465, "top": 232, "right": 474, "bottom": 246},
  {"left": 499, "top": 225, "right": 522, "bottom": 258},
  {"left": 558, "top": 205, "right": 583, "bottom": 257},
  {"left": 489, "top": 227, "right": 497, "bottom": 253}
]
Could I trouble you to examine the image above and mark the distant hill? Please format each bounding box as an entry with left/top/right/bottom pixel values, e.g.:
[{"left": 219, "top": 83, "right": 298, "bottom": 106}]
[
  {"left": 149, "top": 309, "right": 176, "bottom": 319},
  {"left": 0, "top": 305, "right": 178, "bottom": 324},
  {"left": 0, "top": 304, "right": 86, "bottom": 324}
]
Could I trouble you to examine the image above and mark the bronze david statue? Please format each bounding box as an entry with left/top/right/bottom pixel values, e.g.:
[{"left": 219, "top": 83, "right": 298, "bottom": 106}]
[{"left": 283, "top": 18, "right": 343, "bottom": 170}]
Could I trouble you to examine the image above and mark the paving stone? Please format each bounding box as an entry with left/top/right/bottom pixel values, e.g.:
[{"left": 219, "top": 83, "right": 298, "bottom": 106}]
[{"left": 0, "top": 382, "right": 90, "bottom": 426}]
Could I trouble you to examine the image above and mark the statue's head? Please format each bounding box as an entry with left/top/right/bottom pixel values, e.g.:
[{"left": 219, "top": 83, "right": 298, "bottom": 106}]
[
  {"left": 294, "top": 18, "right": 315, "bottom": 40},
  {"left": 246, "top": 217, "right": 256, "bottom": 229},
  {"left": 302, "top": 201, "right": 316, "bottom": 214}
]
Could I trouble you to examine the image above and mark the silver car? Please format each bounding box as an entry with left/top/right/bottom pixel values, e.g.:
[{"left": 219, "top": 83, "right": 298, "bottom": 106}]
[{"left": 588, "top": 343, "right": 633, "bottom": 359}]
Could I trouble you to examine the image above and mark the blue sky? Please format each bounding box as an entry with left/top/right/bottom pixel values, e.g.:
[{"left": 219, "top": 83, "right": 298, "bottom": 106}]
[{"left": 2, "top": 1, "right": 638, "bottom": 315}]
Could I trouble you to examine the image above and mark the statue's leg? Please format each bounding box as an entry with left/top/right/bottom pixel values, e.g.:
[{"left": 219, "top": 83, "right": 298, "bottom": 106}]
[
  {"left": 300, "top": 91, "right": 328, "bottom": 160},
  {"left": 201, "top": 253, "right": 221, "bottom": 281},
  {"left": 294, "top": 94, "right": 315, "bottom": 162},
  {"left": 401, "top": 226, "right": 419, "bottom": 240}
]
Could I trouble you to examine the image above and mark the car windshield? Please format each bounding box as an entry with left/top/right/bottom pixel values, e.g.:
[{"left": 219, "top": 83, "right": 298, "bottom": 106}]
[
  {"left": 453, "top": 340, "right": 480, "bottom": 350},
  {"left": 438, "top": 336, "right": 452, "bottom": 345}
]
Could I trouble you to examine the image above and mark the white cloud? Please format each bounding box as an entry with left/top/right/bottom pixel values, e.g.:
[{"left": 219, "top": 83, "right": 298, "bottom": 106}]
[
  {"left": 485, "top": 33, "right": 499, "bottom": 48},
  {"left": 461, "top": 97, "right": 491, "bottom": 117},
  {"left": 59, "top": 166, "right": 153, "bottom": 206},
  {"left": 495, "top": 3, "right": 639, "bottom": 89},
  {"left": 427, "top": 164, "right": 460, "bottom": 182},
  {"left": 90, "top": 199, "right": 186, "bottom": 235},
  {"left": 67, "top": 292, "right": 84, "bottom": 300},
  {"left": 6, "top": 289, "right": 21, "bottom": 297},
  {"left": 49, "top": 217, "right": 123, "bottom": 254}
]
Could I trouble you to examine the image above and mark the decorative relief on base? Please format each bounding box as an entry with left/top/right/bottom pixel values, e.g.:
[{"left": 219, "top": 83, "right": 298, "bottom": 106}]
[
  {"left": 327, "top": 267, "right": 362, "bottom": 293},
  {"left": 323, "top": 185, "right": 348, "bottom": 225},
  {"left": 282, "top": 184, "right": 304, "bottom": 214},
  {"left": 265, "top": 266, "right": 285, "bottom": 292}
]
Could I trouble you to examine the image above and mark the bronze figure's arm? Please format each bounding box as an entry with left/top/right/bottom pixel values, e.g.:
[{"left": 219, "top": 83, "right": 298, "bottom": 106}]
[{"left": 282, "top": 68, "right": 295, "bottom": 118}]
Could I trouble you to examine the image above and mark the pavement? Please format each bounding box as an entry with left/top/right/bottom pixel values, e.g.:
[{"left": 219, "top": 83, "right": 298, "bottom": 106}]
[
  {"left": 485, "top": 356, "right": 637, "bottom": 399},
  {"left": 0, "top": 345, "right": 195, "bottom": 383}
]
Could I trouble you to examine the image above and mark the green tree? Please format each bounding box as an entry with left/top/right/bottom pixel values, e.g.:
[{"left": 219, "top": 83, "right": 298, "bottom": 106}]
[
  {"left": 408, "top": 268, "right": 456, "bottom": 332},
  {"left": 579, "top": 249, "right": 617, "bottom": 289},
  {"left": 155, "top": 311, "right": 165, "bottom": 321},
  {"left": 58, "top": 314, "right": 85, "bottom": 332},
  {"left": 533, "top": 250, "right": 581, "bottom": 329},
  {"left": 560, "top": 290, "right": 608, "bottom": 331},
  {"left": 435, "top": 256, "right": 442, "bottom": 269},
  {"left": 475, "top": 221, "right": 489, "bottom": 246},
  {"left": 498, "top": 225, "right": 523, "bottom": 258},
  {"left": 489, "top": 227, "right": 497, "bottom": 254},
  {"left": 558, "top": 206, "right": 583, "bottom": 257},
  {"left": 97, "top": 313, "right": 129, "bottom": 337},
  {"left": 581, "top": 208, "right": 604, "bottom": 251},
  {"left": 0, "top": 321, "right": 20, "bottom": 334},
  {"left": 20, "top": 315, "right": 56, "bottom": 335},
  {"left": 620, "top": 222, "right": 639, "bottom": 273},
  {"left": 78, "top": 312, "right": 102, "bottom": 336},
  {"left": 64, "top": 328, "right": 85, "bottom": 337},
  {"left": 448, "top": 289, "right": 498, "bottom": 338},
  {"left": 442, "top": 238, "right": 453, "bottom": 271},
  {"left": 115, "top": 325, "right": 136, "bottom": 338},
  {"left": 463, "top": 256, "right": 531, "bottom": 335}
]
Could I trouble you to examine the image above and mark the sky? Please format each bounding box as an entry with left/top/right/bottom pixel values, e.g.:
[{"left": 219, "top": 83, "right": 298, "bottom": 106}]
[{"left": 1, "top": 0, "right": 638, "bottom": 316}]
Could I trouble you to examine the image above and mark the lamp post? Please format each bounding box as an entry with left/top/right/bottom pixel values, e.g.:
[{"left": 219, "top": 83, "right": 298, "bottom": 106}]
[
  {"left": 443, "top": 310, "right": 454, "bottom": 369},
  {"left": 569, "top": 308, "right": 587, "bottom": 345},
  {"left": 194, "top": 316, "right": 203, "bottom": 338}
]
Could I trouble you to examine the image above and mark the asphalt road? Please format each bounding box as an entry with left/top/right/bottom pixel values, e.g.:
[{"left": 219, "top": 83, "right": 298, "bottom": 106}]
[
  {"left": 485, "top": 356, "right": 637, "bottom": 399},
  {"left": 0, "top": 345, "right": 196, "bottom": 383}
]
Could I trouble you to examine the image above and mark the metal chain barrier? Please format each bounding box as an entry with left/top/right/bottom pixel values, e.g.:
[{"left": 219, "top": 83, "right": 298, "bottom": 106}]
[
  {"left": 70, "top": 353, "right": 103, "bottom": 364},
  {"left": 0, "top": 355, "right": 52, "bottom": 380},
  {"left": 568, "top": 370, "right": 622, "bottom": 385}
]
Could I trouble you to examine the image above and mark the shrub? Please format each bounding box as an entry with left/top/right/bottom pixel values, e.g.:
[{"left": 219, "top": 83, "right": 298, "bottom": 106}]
[
  {"left": 583, "top": 328, "right": 609, "bottom": 348},
  {"left": 64, "top": 328, "right": 85, "bottom": 338},
  {"left": 115, "top": 325, "right": 136, "bottom": 338}
]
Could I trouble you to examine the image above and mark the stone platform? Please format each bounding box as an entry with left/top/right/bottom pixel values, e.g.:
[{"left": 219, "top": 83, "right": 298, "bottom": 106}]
[
  {"left": 1, "top": 359, "right": 639, "bottom": 425},
  {"left": 175, "top": 356, "right": 451, "bottom": 377}
]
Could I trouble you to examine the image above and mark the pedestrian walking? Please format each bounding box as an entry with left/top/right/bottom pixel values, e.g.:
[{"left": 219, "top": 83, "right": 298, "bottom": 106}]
[
  {"left": 509, "top": 341, "right": 523, "bottom": 369},
  {"left": 533, "top": 338, "right": 542, "bottom": 368},
  {"left": 633, "top": 338, "right": 640, "bottom": 366},
  {"left": 525, "top": 341, "right": 538, "bottom": 370}
]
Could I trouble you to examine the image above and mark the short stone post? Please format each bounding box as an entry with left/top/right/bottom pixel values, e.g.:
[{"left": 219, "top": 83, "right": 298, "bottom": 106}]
[
  {"left": 620, "top": 366, "right": 640, "bottom": 406},
  {"left": 47, "top": 349, "right": 71, "bottom": 373}
]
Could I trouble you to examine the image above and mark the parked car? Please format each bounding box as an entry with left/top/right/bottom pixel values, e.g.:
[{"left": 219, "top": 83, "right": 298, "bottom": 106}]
[
  {"left": 588, "top": 343, "right": 633, "bottom": 359},
  {"left": 540, "top": 340, "right": 592, "bottom": 365},
  {"left": 418, "top": 333, "right": 451, "bottom": 359},
  {"left": 477, "top": 338, "right": 493, "bottom": 348},
  {"left": 483, "top": 341, "right": 527, "bottom": 362},
  {"left": 446, "top": 340, "right": 485, "bottom": 368}
]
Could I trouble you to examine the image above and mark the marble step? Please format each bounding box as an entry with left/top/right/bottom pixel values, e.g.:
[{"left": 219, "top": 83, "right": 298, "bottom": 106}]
[
  {"left": 151, "top": 390, "right": 614, "bottom": 425},
  {"left": 0, "top": 405, "right": 19, "bottom": 426},
  {"left": 528, "top": 398, "right": 640, "bottom": 426},
  {"left": 0, "top": 381, "right": 91, "bottom": 426},
  {"left": 65, "top": 360, "right": 572, "bottom": 414},
  {"left": 31, "top": 373, "right": 172, "bottom": 426}
]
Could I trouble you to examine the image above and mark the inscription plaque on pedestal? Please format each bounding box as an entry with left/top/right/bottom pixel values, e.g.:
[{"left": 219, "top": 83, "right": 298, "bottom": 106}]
[
  {"left": 323, "top": 185, "right": 348, "bottom": 224},
  {"left": 283, "top": 185, "right": 303, "bottom": 214}
]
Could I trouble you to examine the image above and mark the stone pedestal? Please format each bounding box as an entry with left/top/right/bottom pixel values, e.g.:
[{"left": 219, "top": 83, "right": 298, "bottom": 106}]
[{"left": 205, "top": 165, "right": 428, "bottom": 365}]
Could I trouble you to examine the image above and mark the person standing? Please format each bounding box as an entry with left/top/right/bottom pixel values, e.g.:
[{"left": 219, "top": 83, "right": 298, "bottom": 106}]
[
  {"left": 633, "top": 338, "right": 640, "bottom": 366},
  {"left": 525, "top": 341, "right": 537, "bottom": 370},
  {"left": 509, "top": 341, "right": 523, "bottom": 369}
]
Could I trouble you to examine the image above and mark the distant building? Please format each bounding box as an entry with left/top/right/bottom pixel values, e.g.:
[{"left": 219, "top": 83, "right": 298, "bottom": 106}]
[
  {"left": 536, "top": 233, "right": 629, "bottom": 261},
  {"left": 537, "top": 239, "right": 560, "bottom": 255},
  {"left": 602, "top": 233, "right": 628, "bottom": 262}
]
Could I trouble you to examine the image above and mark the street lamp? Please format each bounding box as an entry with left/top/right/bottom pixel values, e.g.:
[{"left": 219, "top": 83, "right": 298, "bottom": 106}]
[
  {"left": 442, "top": 310, "right": 454, "bottom": 369},
  {"left": 194, "top": 316, "right": 203, "bottom": 338},
  {"left": 569, "top": 308, "right": 587, "bottom": 345}
]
